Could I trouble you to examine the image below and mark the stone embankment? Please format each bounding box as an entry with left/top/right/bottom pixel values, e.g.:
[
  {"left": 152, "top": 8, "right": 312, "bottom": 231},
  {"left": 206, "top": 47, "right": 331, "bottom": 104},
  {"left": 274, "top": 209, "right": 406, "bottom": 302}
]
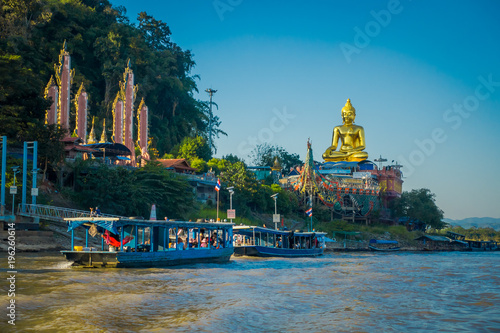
[{"left": 0, "top": 221, "right": 102, "bottom": 252}]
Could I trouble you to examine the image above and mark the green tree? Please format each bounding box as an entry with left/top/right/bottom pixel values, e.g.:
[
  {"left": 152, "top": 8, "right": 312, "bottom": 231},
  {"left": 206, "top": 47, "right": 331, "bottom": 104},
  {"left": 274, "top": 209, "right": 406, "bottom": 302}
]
[
  {"left": 174, "top": 136, "right": 211, "bottom": 161},
  {"left": 74, "top": 161, "right": 194, "bottom": 219},
  {"left": 33, "top": 124, "right": 66, "bottom": 181},
  {"left": 222, "top": 153, "right": 245, "bottom": 165},
  {"left": 249, "top": 143, "right": 302, "bottom": 172},
  {"left": 190, "top": 157, "right": 207, "bottom": 173},
  {"left": 207, "top": 157, "right": 230, "bottom": 174},
  {"left": 2, "top": 0, "right": 214, "bottom": 159},
  {"left": 199, "top": 100, "right": 227, "bottom": 155},
  {"left": 391, "top": 188, "right": 445, "bottom": 229}
]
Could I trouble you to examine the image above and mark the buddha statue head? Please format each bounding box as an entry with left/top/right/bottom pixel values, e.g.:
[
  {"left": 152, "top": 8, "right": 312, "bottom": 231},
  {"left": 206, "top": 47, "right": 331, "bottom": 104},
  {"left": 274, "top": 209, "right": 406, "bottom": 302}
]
[{"left": 341, "top": 98, "right": 356, "bottom": 125}]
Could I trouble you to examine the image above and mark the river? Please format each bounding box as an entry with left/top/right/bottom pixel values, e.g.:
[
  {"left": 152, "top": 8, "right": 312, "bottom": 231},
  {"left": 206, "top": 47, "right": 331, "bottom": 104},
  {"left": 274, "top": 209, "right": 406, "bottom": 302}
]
[{"left": 1, "top": 251, "right": 499, "bottom": 332}]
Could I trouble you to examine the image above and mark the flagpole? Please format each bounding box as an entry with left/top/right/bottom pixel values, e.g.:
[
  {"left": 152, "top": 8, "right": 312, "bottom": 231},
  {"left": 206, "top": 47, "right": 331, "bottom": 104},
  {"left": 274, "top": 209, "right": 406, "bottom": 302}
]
[
  {"left": 217, "top": 189, "right": 219, "bottom": 221},
  {"left": 309, "top": 192, "right": 313, "bottom": 232}
]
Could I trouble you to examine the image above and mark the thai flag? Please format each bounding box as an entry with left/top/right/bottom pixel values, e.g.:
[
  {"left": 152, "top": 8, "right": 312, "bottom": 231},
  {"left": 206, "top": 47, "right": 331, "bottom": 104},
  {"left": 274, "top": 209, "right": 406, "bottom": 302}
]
[
  {"left": 215, "top": 178, "right": 221, "bottom": 192},
  {"left": 306, "top": 208, "right": 312, "bottom": 217}
]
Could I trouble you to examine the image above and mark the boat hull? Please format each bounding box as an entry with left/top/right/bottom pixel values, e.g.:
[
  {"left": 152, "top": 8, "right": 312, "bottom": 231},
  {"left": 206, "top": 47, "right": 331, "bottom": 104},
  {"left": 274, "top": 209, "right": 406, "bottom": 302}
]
[
  {"left": 61, "top": 247, "right": 234, "bottom": 268},
  {"left": 368, "top": 245, "right": 401, "bottom": 252},
  {"left": 234, "top": 245, "right": 323, "bottom": 257}
]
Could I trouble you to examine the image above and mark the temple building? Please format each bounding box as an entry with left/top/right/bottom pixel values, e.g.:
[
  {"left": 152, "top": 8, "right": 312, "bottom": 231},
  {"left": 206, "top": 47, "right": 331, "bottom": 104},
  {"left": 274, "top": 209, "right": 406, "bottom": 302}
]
[
  {"left": 284, "top": 99, "right": 403, "bottom": 224},
  {"left": 44, "top": 43, "right": 149, "bottom": 167},
  {"left": 54, "top": 41, "right": 74, "bottom": 135},
  {"left": 44, "top": 76, "right": 58, "bottom": 125},
  {"left": 73, "top": 83, "right": 88, "bottom": 143}
]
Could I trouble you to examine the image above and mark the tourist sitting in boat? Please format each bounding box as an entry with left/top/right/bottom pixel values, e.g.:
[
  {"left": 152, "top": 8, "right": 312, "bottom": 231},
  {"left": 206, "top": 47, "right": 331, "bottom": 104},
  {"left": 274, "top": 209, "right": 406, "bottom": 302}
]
[
  {"left": 201, "top": 236, "right": 208, "bottom": 248},
  {"left": 210, "top": 231, "right": 217, "bottom": 247},
  {"left": 189, "top": 237, "right": 198, "bottom": 248},
  {"left": 176, "top": 238, "right": 186, "bottom": 250}
]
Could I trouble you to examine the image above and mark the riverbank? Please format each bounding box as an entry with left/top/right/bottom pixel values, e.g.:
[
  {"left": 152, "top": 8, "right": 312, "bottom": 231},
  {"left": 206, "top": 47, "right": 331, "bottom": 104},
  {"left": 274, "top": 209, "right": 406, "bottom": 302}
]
[
  {"left": 0, "top": 226, "right": 443, "bottom": 253},
  {"left": 2, "top": 220, "right": 495, "bottom": 253},
  {"left": 0, "top": 221, "right": 101, "bottom": 252}
]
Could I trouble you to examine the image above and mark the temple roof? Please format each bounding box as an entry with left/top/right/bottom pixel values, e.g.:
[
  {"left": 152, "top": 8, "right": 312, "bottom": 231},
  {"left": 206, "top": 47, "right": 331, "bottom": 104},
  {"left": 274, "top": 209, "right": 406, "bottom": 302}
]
[
  {"left": 83, "top": 143, "right": 132, "bottom": 157},
  {"left": 157, "top": 159, "right": 197, "bottom": 172},
  {"left": 64, "top": 145, "right": 98, "bottom": 153},
  {"left": 62, "top": 137, "right": 84, "bottom": 144}
]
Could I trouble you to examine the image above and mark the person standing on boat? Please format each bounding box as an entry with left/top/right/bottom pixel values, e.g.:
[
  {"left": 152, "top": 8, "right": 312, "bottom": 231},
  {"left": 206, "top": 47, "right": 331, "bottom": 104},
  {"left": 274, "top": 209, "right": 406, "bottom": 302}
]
[{"left": 95, "top": 207, "right": 101, "bottom": 216}]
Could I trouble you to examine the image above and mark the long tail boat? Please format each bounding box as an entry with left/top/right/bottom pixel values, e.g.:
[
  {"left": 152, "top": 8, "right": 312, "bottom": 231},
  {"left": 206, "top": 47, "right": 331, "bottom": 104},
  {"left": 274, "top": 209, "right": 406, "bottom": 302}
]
[
  {"left": 368, "top": 239, "right": 400, "bottom": 251},
  {"left": 61, "top": 217, "right": 234, "bottom": 268},
  {"left": 233, "top": 225, "right": 326, "bottom": 257}
]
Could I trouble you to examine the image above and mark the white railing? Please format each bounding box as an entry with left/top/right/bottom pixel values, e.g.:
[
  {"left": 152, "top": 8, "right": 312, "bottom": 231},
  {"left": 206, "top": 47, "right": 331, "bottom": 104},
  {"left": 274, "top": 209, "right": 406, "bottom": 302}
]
[{"left": 19, "top": 204, "right": 125, "bottom": 222}]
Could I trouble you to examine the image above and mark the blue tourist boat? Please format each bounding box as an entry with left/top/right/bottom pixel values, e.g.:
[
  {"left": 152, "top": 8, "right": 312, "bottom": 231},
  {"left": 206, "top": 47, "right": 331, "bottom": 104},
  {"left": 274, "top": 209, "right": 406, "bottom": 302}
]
[
  {"left": 368, "top": 239, "right": 400, "bottom": 251},
  {"left": 61, "top": 217, "right": 234, "bottom": 268},
  {"left": 232, "top": 225, "right": 326, "bottom": 257}
]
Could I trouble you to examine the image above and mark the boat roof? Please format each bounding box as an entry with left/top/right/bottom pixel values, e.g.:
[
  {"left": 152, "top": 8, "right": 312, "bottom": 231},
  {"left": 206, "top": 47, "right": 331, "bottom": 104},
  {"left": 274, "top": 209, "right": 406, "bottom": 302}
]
[
  {"left": 65, "top": 217, "right": 233, "bottom": 235},
  {"left": 369, "top": 239, "right": 398, "bottom": 244},
  {"left": 414, "top": 235, "right": 451, "bottom": 242},
  {"left": 233, "top": 225, "right": 326, "bottom": 236}
]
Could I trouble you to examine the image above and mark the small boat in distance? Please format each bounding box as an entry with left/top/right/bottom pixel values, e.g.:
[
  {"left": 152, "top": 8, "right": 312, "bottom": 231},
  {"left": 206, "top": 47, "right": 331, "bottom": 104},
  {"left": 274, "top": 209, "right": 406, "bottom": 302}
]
[
  {"left": 233, "top": 225, "right": 326, "bottom": 257},
  {"left": 368, "top": 239, "right": 400, "bottom": 251},
  {"left": 61, "top": 217, "right": 234, "bottom": 268}
]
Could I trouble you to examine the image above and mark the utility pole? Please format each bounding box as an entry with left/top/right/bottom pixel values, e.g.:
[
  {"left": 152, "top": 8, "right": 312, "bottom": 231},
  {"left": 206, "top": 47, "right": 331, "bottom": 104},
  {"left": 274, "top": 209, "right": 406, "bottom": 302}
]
[
  {"left": 271, "top": 193, "right": 279, "bottom": 230},
  {"left": 11, "top": 166, "right": 19, "bottom": 215},
  {"left": 205, "top": 88, "right": 217, "bottom": 155},
  {"left": 228, "top": 187, "right": 234, "bottom": 223},
  {"left": 1, "top": 136, "right": 6, "bottom": 215}
]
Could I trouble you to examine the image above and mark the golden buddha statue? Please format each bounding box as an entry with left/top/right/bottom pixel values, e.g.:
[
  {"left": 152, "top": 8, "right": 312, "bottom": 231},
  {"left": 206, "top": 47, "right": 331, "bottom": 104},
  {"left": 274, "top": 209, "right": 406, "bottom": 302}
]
[{"left": 322, "top": 99, "right": 368, "bottom": 162}]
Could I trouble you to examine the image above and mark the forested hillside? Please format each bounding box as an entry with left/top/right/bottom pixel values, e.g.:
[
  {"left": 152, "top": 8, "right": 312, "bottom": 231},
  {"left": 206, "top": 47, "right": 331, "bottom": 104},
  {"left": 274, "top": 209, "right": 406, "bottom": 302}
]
[{"left": 0, "top": 0, "right": 218, "bottom": 156}]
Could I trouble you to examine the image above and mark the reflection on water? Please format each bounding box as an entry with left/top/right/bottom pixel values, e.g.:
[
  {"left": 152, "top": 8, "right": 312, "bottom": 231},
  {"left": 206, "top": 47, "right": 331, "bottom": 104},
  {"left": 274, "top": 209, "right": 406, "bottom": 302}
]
[{"left": 1, "top": 252, "right": 499, "bottom": 332}]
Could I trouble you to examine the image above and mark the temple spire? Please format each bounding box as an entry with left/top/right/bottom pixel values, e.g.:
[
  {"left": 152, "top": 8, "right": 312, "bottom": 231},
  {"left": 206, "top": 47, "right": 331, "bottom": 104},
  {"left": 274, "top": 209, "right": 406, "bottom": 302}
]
[
  {"left": 99, "top": 119, "right": 107, "bottom": 143},
  {"left": 88, "top": 117, "right": 97, "bottom": 144}
]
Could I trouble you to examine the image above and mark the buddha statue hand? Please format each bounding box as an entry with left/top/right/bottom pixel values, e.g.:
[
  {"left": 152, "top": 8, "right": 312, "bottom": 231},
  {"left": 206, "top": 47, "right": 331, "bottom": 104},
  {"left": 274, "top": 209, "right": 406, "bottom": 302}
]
[{"left": 322, "top": 146, "right": 334, "bottom": 159}]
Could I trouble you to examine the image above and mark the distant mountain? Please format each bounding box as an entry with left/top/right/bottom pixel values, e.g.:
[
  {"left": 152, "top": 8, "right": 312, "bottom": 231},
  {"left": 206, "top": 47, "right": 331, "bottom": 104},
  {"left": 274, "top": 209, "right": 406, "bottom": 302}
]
[{"left": 443, "top": 217, "right": 500, "bottom": 230}]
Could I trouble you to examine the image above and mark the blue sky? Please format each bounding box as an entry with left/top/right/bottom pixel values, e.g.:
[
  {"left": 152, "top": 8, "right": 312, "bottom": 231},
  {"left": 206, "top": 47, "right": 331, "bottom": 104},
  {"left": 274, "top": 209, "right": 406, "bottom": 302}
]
[{"left": 111, "top": 0, "right": 500, "bottom": 219}]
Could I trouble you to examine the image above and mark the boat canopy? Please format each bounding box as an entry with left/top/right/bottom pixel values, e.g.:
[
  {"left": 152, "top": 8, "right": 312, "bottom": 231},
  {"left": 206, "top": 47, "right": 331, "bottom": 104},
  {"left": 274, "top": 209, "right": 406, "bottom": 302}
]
[
  {"left": 369, "top": 239, "right": 398, "bottom": 244},
  {"left": 234, "top": 226, "right": 325, "bottom": 237},
  {"left": 66, "top": 217, "right": 120, "bottom": 234},
  {"left": 65, "top": 217, "right": 234, "bottom": 234}
]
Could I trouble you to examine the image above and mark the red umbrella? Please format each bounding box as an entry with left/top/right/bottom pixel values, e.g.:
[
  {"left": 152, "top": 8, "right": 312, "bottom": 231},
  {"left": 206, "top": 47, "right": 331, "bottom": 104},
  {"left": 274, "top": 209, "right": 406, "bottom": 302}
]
[{"left": 102, "top": 230, "right": 134, "bottom": 247}]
